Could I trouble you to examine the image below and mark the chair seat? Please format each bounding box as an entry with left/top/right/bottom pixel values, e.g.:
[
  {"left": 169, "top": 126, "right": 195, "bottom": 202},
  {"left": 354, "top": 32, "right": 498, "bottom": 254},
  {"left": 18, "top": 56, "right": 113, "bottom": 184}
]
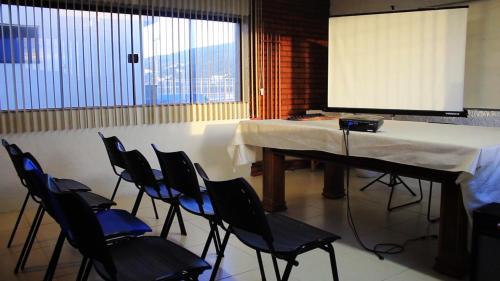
[
  {"left": 120, "top": 169, "right": 163, "bottom": 183},
  {"left": 53, "top": 178, "right": 91, "bottom": 192},
  {"left": 145, "top": 184, "right": 180, "bottom": 200},
  {"left": 179, "top": 191, "right": 215, "bottom": 216},
  {"left": 97, "top": 209, "right": 152, "bottom": 238},
  {"left": 233, "top": 213, "right": 340, "bottom": 255},
  {"left": 93, "top": 236, "right": 210, "bottom": 281},
  {"left": 76, "top": 191, "right": 116, "bottom": 210}
]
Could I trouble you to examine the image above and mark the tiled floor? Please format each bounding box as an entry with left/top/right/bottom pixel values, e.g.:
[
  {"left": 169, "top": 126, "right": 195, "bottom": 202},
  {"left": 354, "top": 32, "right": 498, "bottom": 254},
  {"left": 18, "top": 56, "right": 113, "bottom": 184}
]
[{"left": 0, "top": 169, "right": 458, "bottom": 281}]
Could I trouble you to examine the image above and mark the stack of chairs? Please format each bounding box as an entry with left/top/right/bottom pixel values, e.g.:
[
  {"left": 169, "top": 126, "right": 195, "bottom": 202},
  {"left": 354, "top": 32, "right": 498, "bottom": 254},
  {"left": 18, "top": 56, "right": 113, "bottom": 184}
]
[{"left": 2, "top": 136, "right": 342, "bottom": 281}]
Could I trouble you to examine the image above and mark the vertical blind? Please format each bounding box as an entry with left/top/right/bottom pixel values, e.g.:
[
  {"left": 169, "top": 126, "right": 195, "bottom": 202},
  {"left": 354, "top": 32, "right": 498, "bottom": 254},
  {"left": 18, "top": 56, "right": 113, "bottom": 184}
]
[
  {"left": 248, "top": 0, "right": 281, "bottom": 120},
  {"left": 0, "top": 0, "right": 250, "bottom": 133}
]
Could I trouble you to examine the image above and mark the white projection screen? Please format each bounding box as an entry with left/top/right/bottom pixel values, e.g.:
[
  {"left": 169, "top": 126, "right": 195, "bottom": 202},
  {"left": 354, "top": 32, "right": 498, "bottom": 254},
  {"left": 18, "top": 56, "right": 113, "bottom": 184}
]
[{"left": 328, "top": 8, "right": 468, "bottom": 113}]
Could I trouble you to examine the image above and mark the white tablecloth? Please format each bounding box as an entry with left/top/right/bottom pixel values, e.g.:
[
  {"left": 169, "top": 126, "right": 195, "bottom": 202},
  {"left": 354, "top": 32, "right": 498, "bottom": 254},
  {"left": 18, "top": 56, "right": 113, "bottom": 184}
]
[{"left": 229, "top": 119, "right": 500, "bottom": 217}]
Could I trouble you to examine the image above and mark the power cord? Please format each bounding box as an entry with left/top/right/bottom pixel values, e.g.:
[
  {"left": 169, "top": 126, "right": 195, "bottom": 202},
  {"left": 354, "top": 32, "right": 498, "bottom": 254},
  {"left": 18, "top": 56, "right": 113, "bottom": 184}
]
[{"left": 341, "top": 125, "right": 437, "bottom": 260}]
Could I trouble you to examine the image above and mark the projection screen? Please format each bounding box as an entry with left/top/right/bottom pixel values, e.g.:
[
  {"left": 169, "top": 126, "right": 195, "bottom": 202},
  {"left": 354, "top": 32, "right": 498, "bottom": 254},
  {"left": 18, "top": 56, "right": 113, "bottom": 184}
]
[{"left": 328, "top": 8, "right": 468, "bottom": 114}]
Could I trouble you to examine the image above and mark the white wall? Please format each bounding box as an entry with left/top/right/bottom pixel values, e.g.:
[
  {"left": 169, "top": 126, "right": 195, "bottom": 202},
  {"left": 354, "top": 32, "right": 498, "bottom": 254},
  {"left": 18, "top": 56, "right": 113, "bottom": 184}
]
[
  {"left": 464, "top": 0, "right": 500, "bottom": 109},
  {"left": 0, "top": 120, "right": 250, "bottom": 212}
]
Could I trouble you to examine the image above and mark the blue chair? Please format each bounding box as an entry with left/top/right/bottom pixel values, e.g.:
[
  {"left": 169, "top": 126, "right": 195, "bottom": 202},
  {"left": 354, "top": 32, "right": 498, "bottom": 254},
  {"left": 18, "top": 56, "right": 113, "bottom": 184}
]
[
  {"left": 98, "top": 132, "right": 160, "bottom": 219},
  {"left": 152, "top": 146, "right": 224, "bottom": 259},
  {"left": 49, "top": 183, "right": 211, "bottom": 281},
  {"left": 119, "top": 147, "right": 187, "bottom": 237},
  {"left": 1, "top": 139, "right": 94, "bottom": 249},
  {"left": 21, "top": 155, "right": 152, "bottom": 281},
  {"left": 1, "top": 141, "right": 116, "bottom": 275},
  {"left": 197, "top": 165, "right": 341, "bottom": 281}
]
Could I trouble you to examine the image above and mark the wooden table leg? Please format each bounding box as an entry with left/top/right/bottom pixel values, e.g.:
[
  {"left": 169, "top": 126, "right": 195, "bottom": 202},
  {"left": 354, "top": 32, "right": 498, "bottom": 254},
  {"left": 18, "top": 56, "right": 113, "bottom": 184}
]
[
  {"left": 323, "top": 162, "right": 345, "bottom": 199},
  {"left": 262, "top": 148, "right": 287, "bottom": 212},
  {"left": 433, "top": 179, "right": 469, "bottom": 278}
]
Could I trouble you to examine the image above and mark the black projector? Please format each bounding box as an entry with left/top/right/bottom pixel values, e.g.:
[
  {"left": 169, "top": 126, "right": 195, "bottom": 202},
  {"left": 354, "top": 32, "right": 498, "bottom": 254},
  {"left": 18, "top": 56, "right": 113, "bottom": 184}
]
[{"left": 339, "top": 114, "right": 384, "bottom": 132}]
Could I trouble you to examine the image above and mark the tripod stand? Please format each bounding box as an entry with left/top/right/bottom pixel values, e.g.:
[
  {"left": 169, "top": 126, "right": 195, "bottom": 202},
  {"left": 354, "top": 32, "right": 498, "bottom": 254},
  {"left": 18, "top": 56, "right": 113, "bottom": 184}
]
[{"left": 360, "top": 173, "right": 439, "bottom": 222}]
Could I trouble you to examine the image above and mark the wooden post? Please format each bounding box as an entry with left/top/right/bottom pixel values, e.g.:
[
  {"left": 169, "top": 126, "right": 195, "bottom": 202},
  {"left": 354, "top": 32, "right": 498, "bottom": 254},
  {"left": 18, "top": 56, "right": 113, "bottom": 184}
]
[
  {"left": 262, "top": 148, "right": 287, "bottom": 211},
  {"left": 433, "top": 179, "right": 469, "bottom": 278},
  {"left": 322, "top": 162, "right": 345, "bottom": 199}
]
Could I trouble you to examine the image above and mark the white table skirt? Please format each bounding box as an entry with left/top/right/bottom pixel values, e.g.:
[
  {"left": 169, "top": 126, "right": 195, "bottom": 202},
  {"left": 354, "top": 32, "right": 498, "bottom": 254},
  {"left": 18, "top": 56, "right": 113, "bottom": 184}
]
[{"left": 228, "top": 119, "right": 500, "bottom": 218}]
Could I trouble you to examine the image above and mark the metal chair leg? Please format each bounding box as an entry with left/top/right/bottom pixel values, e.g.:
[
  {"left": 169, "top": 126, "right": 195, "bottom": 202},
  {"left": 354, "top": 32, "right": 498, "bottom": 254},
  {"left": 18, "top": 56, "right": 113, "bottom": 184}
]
[
  {"left": 256, "top": 251, "right": 267, "bottom": 281},
  {"left": 110, "top": 176, "right": 122, "bottom": 201},
  {"left": 201, "top": 229, "right": 214, "bottom": 259},
  {"left": 7, "top": 192, "right": 30, "bottom": 248},
  {"left": 151, "top": 198, "right": 159, "bottom": 219},
  {"left": 20, "top": 208, "right": 45, "bottom": 271},
  {"left": 326, "top": 244, "right": 340, "bottom": 281},
  {"left": 271, "top": 256, "right": 281, "bottom": 281},
  {"left": 280, "top": 260, "right": 295, "bottom": 281},
  {"left": 15, "top": 205, "right": 43, "bottom": 273},
  {"left": 211, "top": 229, "right": 221, "bottom": 255},
  {"left": 76, "top": 257, "right": 89, "bottom": 281},
  {"left": 43, "top": 231, "right": 65, "bottom": 281},
  {"left": 209, "top": 230, "right": 230, "bottom": 281},
  {"left": 130, "top": 189, "right": 145, "bottom": 216},
  {"left": 175, "top": 204, "right": 187, "bottom": 236},
  {"left": 213, "top": 223, "right": 224, "bottom": 257},
  {"left": 202, "top": 221, "right": 223, "bottom": 258},
  {"left": 160, "top": 204, "right": 176, "bottom": 238},
  {"left": 81, "top": 259, "right": 93, "bottom": 281}
]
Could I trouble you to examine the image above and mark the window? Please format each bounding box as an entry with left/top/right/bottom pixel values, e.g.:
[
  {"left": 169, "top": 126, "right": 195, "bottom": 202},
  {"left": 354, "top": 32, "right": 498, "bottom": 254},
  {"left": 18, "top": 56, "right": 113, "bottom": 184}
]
[
  {"left": 0, "top": 4, "right": 241, "bottom": 111},
  {"left": 0, "top": 24, "right": 39, "bottom": 64}
]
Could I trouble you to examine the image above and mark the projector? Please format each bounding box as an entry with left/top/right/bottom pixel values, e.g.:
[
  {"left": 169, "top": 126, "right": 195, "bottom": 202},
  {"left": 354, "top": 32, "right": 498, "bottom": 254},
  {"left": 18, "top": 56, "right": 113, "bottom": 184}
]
[{"left": 339, "top": 114, "right": 384, "bottom": 132}]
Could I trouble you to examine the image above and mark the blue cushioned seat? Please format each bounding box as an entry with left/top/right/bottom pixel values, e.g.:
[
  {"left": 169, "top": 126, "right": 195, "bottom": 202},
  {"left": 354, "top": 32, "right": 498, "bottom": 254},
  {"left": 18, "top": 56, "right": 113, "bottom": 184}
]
[
  {"left": 120, "top": 169, "right": 163, "bottom": 183},
  {"left": 97, "top": 209, "right": 152, "bottom": 238},
  {"left": 144, "top": 184, "right": 181, "bottom": 200},
  {"left": 179, "top": 191, "right": 214, "bottom": 216}
]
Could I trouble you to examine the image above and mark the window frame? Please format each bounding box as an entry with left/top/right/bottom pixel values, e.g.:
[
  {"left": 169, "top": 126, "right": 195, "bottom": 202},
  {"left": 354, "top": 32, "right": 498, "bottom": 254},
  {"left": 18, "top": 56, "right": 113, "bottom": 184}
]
[{"left": 0, "top": 1, "right": 244, "bottom": 112}]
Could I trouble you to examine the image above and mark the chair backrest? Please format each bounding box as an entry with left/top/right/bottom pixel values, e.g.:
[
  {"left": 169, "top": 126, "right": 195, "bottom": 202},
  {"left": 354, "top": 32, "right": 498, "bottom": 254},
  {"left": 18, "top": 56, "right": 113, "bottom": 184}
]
[
  {"left": 153, "top": 146, "right": 202, "bottom": 204},
  {"left": 98, "top": 132, "right": 127, "bottom": 171},
  {"left": 21, "top": 153, "right": 49, "bottom": 199},
  {"left": 120, "top": 148, "right": 164, "bottom": 194},
  {"left": 194, "top": 163, "right": 209, "bottom": 181},
  {"left": 21, "top": 156, "right": 71, "bottom": 233},
  {"left": 11, "top": 152, "right": 47, "bottom": 197},
  {"left": 1, "top": 138, "right": 8, "bottom": 148},
  {"left": 2, "top": 139, "right": 30, "bottom": 183},
  {"left": 20, "top": 154, "right": 116, "bottom": 277},
  {"left": 202, "top": 176, "right": 273, "bottom": 245}
]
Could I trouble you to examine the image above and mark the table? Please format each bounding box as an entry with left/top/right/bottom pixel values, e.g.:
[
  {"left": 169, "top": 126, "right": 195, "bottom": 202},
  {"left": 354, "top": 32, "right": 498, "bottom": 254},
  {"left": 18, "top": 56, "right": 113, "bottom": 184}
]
[{"left": 229, "top": 119, "right": 500, "bottom": 278}]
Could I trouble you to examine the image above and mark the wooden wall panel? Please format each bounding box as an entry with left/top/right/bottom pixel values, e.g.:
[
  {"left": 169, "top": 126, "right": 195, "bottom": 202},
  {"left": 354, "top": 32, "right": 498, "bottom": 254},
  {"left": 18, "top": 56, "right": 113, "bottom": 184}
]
[{"left": 260, "top": 0, "right": 330, "bottom": 118}]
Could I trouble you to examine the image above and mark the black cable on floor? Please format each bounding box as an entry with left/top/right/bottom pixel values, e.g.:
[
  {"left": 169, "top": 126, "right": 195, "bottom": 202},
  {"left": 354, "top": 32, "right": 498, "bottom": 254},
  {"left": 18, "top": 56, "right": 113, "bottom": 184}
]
[{"left": 341, "top": 126, "right": 437, "bottom": 260}]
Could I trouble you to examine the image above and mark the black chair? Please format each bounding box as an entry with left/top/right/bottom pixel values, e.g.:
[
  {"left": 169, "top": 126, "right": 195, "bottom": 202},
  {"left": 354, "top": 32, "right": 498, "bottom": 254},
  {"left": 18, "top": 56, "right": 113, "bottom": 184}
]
[
  {"left": 52, "top": 187, "right": 211, "bottom": 280},
  {"left": 21, "top": 155, "right": 152, "bottom": 281},
  {"left": 360, "top": 173, "right": 439, "bottom": 222},
  {"left": 9, "top": 151, "right": 116, "bottom": 275},
  {"left": 98, "top": 132, "right": 160, "bottom": 219},
  {"left": 119, "top": 147, "right": 187, "bottom": 237},
  {"left": 153, "top": 146, "right": 224, "bottom": 258},
  {"left": 1, "top": 139, "right": 93, "bottom": 248},
  {"left": 1, "top": 140, "right": 115, "bottom": 272},
  {"left": 197, "top": 165, "right": 341, "bottom": 281}
]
